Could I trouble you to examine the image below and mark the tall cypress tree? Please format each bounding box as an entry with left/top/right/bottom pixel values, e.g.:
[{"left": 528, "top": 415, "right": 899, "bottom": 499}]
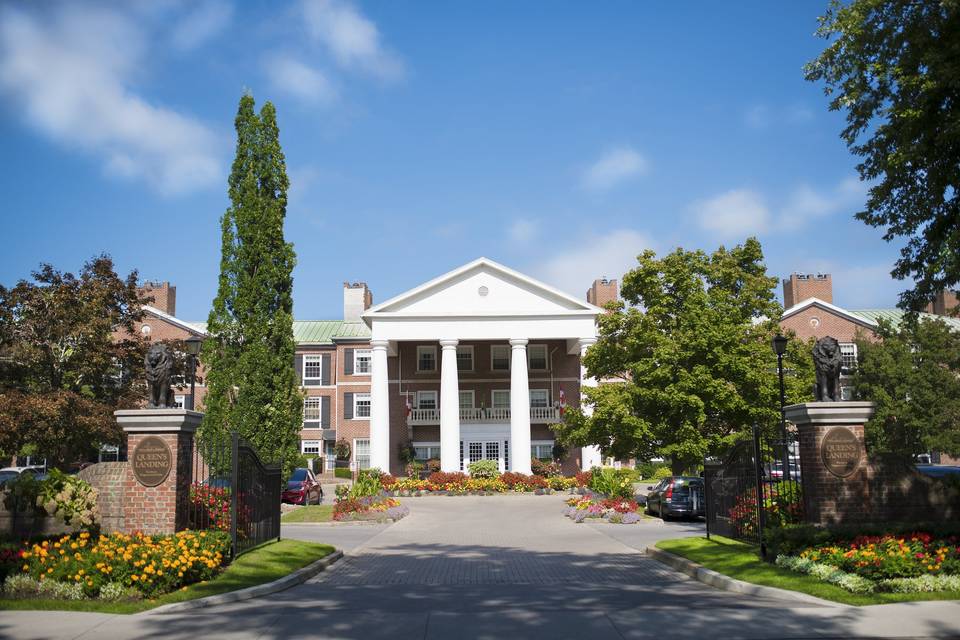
[{"left": 201, "top": 94, "right": 301, "bottom": 473}]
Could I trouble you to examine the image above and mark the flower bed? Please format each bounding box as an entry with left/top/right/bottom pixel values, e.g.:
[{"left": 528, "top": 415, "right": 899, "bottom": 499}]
[
  {"left": 563, "top": 496, "right": 643, "bottom": 524},
  {"left": 383, "top": 472, "right": 576, "bottom": 495},
  {"left": 776, "top": 531, "right": 960, "bottom": 593},
  {"left": 333, "top": 494, "right": 409, "bottom": 522},
  {"left": 3, "top": 530, "right": 230, "bottom": 601}
]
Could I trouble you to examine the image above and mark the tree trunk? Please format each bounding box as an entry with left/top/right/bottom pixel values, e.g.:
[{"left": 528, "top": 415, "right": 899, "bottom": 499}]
[{"left": 671, "top": 458, "right": 686, "bottom": 475}]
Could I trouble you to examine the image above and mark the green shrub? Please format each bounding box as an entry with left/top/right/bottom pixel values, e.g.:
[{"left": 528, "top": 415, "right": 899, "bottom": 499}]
[
  {"left": 652, "top": 466, "right": 673, "bottom": 480},
  {"left": 334, "top": 468, "right": 352, "bottom": 479},
  {"left": 349, "top": 470, "right": 382, "bottom": 498},
  {"left": 635, "top": 461, "right": 669, "bottom": 479},
  {"left": 2, "top": 472, "right": 41, "bottom": 513},
  {"left": 37, "top": 469, "right": 99, "bottom": 528},
  {"left": 588, "top": 467, "right": 636, "bottom": 499},
  {"left": 468, "top": 459, "right": 500, "bottom": 479}
]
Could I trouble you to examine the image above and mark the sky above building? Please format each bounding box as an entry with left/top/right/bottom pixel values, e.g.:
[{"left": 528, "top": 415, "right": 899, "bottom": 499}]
[{"left": 0, "top": 1, "right": 907, "bottom": 321}]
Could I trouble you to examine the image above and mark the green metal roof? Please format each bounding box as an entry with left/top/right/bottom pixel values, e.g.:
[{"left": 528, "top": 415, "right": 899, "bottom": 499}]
[
  {"left": 851, "top": 309, "right": 960, "bottom": 332},
  {"left": 293, "top": 320, "right": 370, "bottom": 344}
]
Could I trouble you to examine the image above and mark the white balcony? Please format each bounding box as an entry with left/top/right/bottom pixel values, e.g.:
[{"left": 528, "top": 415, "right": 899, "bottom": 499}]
[{"left": 408, "top": 406, "right": 561, "bottom": 426}]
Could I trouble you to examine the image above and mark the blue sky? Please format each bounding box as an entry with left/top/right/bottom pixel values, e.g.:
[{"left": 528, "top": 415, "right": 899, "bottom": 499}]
[{"left": 0, "top": 1, "right": 905, "bottom": 321}]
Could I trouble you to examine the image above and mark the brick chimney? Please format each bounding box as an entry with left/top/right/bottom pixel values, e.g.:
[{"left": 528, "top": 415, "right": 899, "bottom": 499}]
[
  {"left": 587, "top": 278, "right": 619, "bottom": 308},
  {"left": 783, "top": 273, "right": 832, "bottom": 308},
  {"left": 343, "top": 282, "right": 373, "bottom": 323},
  {"left": 139, "top": 281, "right": 177, "bottom": 316},
  {"left": 925, "top": 289, "right": 959, "bottom": 316}
]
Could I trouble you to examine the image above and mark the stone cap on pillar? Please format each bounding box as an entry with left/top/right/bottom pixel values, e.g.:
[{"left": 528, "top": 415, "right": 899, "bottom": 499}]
[
  {"left": 784, "top": 401, "right": 875, "bottom": 426},
  {"left": 115, "top": 409, "right": 203, "bottom": 433}
]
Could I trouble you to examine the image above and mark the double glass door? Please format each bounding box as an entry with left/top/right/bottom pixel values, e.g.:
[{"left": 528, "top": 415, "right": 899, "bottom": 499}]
[{"left": 464, "top": 439, "right": 505, "bottom": 472}]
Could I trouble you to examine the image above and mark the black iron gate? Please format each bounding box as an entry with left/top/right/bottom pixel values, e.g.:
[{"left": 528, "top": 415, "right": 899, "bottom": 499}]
[
  {"left": 184, "top": 432, "right": 282, "bottom": 558},
  {"left": 704, "top": 424, "right": 804, "bottom": 555}
]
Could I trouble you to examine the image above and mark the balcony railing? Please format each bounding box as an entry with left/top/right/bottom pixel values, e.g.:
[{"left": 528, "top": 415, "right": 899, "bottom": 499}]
[{"left": 407, "top": 407, "right": 561, "bottom": 425}]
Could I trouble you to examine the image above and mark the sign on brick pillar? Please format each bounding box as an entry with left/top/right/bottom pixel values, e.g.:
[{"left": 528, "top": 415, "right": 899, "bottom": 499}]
[
  {"left": 115, "top": 409, "right": 202, "bottom": 535},
  {"left": 784, "top": 401, "right": 875, "bottom": 526}
]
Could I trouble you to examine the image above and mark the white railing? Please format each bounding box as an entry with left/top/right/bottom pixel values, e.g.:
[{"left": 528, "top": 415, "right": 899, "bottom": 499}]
[{"left": 407, "top": 407, "right": 561, "bottom": 424}]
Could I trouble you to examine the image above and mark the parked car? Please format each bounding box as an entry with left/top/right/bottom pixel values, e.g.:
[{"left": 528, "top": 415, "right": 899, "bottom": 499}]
[
  {"left": 768, "top": 461, "right": 802, "bottom": 481},
  {"left": 916, "top": 465, "right": 960, "bottom": 479},
  {"left": 0, "top": 465, "right": 46, "bottom": 488},
  {"left": 645, "top": 476, "right": 704, "bottom": 520},
  {"left": 282, "top": 467, "right": 323, "bottom": 505}
]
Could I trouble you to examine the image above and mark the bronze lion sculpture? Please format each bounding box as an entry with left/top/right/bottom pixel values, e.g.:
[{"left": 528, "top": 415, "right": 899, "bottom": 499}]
[
  {"left": 144, "top": 342, "right": 175, "bottom": 408},
  {"left": 812, "top": 336, "right": 843, "bottom": 402}
]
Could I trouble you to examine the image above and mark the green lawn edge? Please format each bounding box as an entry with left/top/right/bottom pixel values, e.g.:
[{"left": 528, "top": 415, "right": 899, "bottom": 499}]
[
  {"left": 281, "top": 505, "right": 334, "bottom": 523},
  {"left": 0, "top": 539, "right": 335, "bottom": 614},
  {"left": 656, "top": 536, "right": 960, "bottom": 606}
]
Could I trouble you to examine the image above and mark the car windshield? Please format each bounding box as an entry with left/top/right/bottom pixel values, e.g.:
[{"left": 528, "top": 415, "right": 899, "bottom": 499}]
[
  {"left": 0, "top": 471, "right": 17, "bottom": 485},
  {"left": 289, "top": 469, "right": 308, "bottom": 482}
]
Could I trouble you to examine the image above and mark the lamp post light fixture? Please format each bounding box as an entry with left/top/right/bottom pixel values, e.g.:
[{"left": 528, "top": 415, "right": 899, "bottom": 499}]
[
  {"left": 184, "top": 335, "right": 203, "bottom": 411},
  {"left": 771, "top": 334, "right": 790, "bottom": 482}
]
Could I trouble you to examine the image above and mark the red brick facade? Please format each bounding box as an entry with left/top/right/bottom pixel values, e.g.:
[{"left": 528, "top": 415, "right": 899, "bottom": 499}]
[
  {"left": 122, "top": 430, "right": 194, "bottom": 534},
  {"left": 783, "top": 272, "right": 833, "bottom": 307}
]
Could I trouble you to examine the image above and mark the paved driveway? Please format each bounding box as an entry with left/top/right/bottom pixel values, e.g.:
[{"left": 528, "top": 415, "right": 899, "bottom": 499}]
[{"left": 4, "top": 495, "right": 960, "bottom": 639}]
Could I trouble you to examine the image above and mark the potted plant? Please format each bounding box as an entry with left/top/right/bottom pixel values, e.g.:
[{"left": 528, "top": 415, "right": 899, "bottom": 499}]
[{"left": 334, "top": 438, "right": 351, "bottom": 468}]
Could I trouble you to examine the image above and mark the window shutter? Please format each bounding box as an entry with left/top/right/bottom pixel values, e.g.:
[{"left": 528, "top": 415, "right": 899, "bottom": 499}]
[
  {"left": 321, "top": 396, "right": 330, "bottom": 428},
  {"left": 343, "top": 392, "right": 354, "bottom": 419},
  {"left": 294, "top": 355, "right": 303, "bottom": 385},
  {"left": 321, "top": 354, "right": 331, "bottom": 386},
  {"left": 344, "top": 348, "right": 354, "bottom": 375}
]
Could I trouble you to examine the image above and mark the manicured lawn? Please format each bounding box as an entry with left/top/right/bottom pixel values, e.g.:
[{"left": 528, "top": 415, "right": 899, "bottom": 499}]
[
  {"left": 281, "top": 504, "right": 334, "bottom": 523},
  {"left": 656, "top": 536, "right": 960, "bottom": 606},
  {"left": 0, "top": 539, "right": 335, "bottom": 614}
]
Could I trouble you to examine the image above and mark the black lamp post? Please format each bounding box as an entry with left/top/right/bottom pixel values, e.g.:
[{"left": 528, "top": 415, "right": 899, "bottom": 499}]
[
  {"left": 184, "top": 335, "right": 203, "bottom": 411},
  {"left": 771, "top": 334, "right": 790, "bottom": 482}
]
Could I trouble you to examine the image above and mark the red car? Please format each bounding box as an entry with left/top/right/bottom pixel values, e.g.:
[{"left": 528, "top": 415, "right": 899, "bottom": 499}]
[{"left": 282, "top": 468, "right": 323, "bottom": 505}]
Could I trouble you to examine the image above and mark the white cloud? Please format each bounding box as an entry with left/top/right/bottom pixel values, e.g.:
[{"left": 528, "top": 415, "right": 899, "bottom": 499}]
[
  {"left": 0, "top": 4, "right": 222, "bottom": 195},
  {"left": 300, "top": 0, "right": 404, "bottom": 81},
  {"left": 170, "top": 0, "right": 232, "bottom": 51},
  {"left": 778, "top": 177, "right": 867, "bottom": 230},
  {"left": 508, "top": 218, "right": 539, "bottom": 245},
  {"left": 264, "top": 54, "right": 338, "bottom": 106},
  {"left": 531, "top": 229, "right": 653, "bottom": 298},
  {"left": 691, "top": 189, "right": 771, "bottom": 239},
  {"left": 581, "top": 147, "right": 648, "bottom": 191}
]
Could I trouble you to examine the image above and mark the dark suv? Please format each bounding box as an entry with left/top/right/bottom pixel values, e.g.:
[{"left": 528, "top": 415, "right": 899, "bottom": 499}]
[{"left": 645, "top": 476, "right": 704, "bottom": 520}]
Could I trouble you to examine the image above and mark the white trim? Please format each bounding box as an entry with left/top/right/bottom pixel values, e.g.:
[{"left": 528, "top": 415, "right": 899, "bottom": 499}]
[
  {"left": 491, "top": 389, "right": 510, "bottom": 409},
  {"left": 416, "top": 390, "right": 437, "bottom": 410},
  {"left": 527, "top": 344, "right": 549, "bottom": 371},
  {"left": 353, "top": 392, "right": 372, "bottom": 420},
  {"left": 491, "top": 344, "right": 511, "bottom": 371},
  {"left": 302, "top": 354, "right": 324, "bottom": 383},
  {"left": 458, "top": 389, "right": 475, "bottom": 409},
  {"left": 456, "top": 344, "right": 474, "bottom": 372},
  {"left": 301, "top": 439, "right": 321, "bottom": 454},
  {"left": 416, "top": 345, "right": 438, "bottom": 372},
  {"left": 142, "top": 305, "right": 209, "bottom": 336},
  {"left": 353, "top": 348, "right": 372, "bottom": 376},
  {"left": 780, "top": 298, "right": 877, "bottom": 328},
  {"left": 529, "top": 388, "right": 550, "bottom": 408}
]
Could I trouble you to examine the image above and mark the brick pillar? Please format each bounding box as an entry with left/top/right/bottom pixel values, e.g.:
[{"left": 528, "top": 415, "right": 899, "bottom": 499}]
[
  {"left": 115, "top": 409, "right": 201, "bottom": 535},
  {"left": 784, "top": 401, "right": 875, "bottom": 526}
]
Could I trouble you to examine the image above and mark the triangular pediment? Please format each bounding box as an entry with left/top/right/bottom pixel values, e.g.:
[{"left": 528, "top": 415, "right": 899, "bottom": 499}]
[{"left": 364, "top": 258, "right": 600, "bottom": 318}]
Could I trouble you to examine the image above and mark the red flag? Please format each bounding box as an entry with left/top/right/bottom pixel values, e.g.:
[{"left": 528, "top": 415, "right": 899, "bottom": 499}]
[
  {"left": 559, "top": 387, "right": 566, "bottom": 416},
  {"left": 405, "top": 394, "right": 412, "bottom": 418}
]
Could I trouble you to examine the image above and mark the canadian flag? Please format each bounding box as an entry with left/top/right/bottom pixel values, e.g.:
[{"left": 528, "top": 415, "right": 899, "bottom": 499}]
[
  {"left": 559, "top": 387, "right": 566, "bottom": 416},
  {"left": 405, "top": 394, "right": 412, "bottom": 418}
]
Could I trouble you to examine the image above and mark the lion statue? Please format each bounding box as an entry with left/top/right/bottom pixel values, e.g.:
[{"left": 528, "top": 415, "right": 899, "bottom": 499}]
[
  {"left": 812, "top": 336, "right": 843, "bottom": 402},
  {"left": 144, "top": 343, "right": 175, "bottom": 408}
]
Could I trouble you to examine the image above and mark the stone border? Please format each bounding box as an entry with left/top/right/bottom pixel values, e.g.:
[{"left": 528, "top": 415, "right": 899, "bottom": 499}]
[
  {"left": 645, "top": 546, "right": 843, "bottom": 608},
  {"left": 144, "top": 549, "right": 344, "bottom": 615},
  {"left": 281, "top": 519, "right": 393, "bottom": 527}
]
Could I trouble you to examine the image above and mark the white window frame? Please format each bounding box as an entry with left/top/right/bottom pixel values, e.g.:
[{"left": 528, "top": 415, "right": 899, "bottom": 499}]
[
  {"left": 417, "top": 345, "right": 437, "bottom": 372},
  {"left": 173, "top": 394, "right": 185, "bottom": 409},
  {"left": 839, "top": 342, "right": 857, "bottom": 371},
  {"left": 303, "top": 397, "right": 321, "bottom": 425},
  {"left": 354, "top": 438, "right": 371, "bottom": 470},
  {"left": 354, "top": 392, "right": 371, "bottom": 419},
  {"left": 527, "top": 344, "right": 548, "bottom": 371},
  {"left": 529, "top": 389, "right": 550, "bottom": 408},
  {"left": 301, "top": 440, "right": 321, "bottom": 455},
  {"left": 416, "top": 390, "right": 437, "bottom": 410},
  {"left": 491, "top": 345, "right": 510, "bottom": 371},
  {"left": 303, "top": 354, "right": 323, "bottom": 382},
  {"left": 354, "top": 349, "right": 372, "bottom": 375},
  {"left": 531, "top": 440, "right": 555, "bottom": 460},
  {"left": 456, "top": 345, "right": 474, "bottom": 372},
  {"left": 459, "top": 390, "right": 475, "bottom": 409},
  {"left": 413, "top": 442, "right": 441, "bottom": 461},
  {"left": 492, "top": 389, "right": 510, "bottom": 409}
]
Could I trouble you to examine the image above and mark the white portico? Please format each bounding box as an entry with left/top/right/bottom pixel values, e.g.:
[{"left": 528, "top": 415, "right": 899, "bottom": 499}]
[{"left": 362, "top": 258, "right": 602, "bottom": 475}]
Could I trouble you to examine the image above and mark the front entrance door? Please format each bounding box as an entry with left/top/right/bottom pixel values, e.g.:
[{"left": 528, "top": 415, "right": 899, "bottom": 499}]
[{"left": 464, "top": 439, "right": 506, "bottom": 472}]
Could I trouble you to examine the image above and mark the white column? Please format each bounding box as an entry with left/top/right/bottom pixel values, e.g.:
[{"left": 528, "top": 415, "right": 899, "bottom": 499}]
[
  {"left": 579, "top": 337, "right": 602, "bottom": 471},
  {"left": 369, "top": 339, "right": 391, "bottom": 472},
  {"left": 509, "top": 338, "right": 532, "bottom": 474},
  {"left": 439, "top": 339, "right": 461, "bottom": 472}
]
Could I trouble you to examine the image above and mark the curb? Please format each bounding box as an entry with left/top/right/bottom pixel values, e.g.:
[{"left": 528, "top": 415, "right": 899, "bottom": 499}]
[
  {"left": 282, "top": 520, "right": 390, "bottom": 527},
  {"left": 645, "top": 546, "right": 844, "bottom": 608},
  {"left": 144, "top": 549, "right": 344, "bottom": 615}
]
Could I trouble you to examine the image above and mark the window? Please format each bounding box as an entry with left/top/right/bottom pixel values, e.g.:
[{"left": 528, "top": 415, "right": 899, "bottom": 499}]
[
  {"left": 354, "top": 393, "right": 371, "bottom": 419},
  {"left": 413, "top": 444, "right": 441, "bottom": 460},
  {"left": 354, "top": 349, "right": 372, "bottom": 375},
  {"left": 840, "top": 343, "right": 857, "bottom": 371},
  {"left": 459, "top": 390, "right": 474, "bottom": 409},
  {"left": 417, "top": 390, "right": 437, "bottom": 410},
  {"left": 529, "top": 389, "right": 550, "bottom": 408},
  {"left": 301, "top": 440, "right": 320, "bottom": 455},
  {"left": 303, "top": 355, "right": 323, "bottom": 381},
  {"left": 491, "top": 345, "right": 510, "bottom": 371},
  {"left": 303, "top": 397, "right": 321, "bottom": 427},
  {"left": 528, "top": 344, "right": 548, "bottom": 370},
  {"left": 531, "top": 442, "right": 554, "bottom": 461},
  {"left": 456, "top": 345, "right": 473, "bottom": 371},
  {"left": 492, "top": 390, "right": 510, "bottom": 409},
  {"left": 354, "top": 439, "right": 371, "bottom": 470},
  {"left": 141, "top": 324, "right": 151, "bottom": 336},
  {"left": 173, "top": 395, "right": 185, "bottom": 409},
  {"left": 417, "top": 346, "right": 437, "bottom": 372}
]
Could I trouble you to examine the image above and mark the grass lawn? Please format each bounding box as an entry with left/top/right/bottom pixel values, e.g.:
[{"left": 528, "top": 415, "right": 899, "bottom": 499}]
[
  {"left": 656, "top": 536, "right": 960, "bottom": 606},
  {"left": 0, "top": 539, "right": 335, "bottom": 614},
  {"left": 281, "top": 505, "right": 334, "bottom": 523}
]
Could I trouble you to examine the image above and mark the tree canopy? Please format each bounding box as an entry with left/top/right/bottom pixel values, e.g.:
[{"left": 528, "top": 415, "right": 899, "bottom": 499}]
[
  {"left": 854, "top": 316, "right": 960, "bottom": 458},
  {"left": 806, "top": 0, "right": 960, "bottom": 312},
  {"left": 200, "top": 94, "right": 301, "bottom": 475},
  {"left": 553, "top": 238, "right": 814, "bottom": 473},
  {"left": 0, "top": 255, "right": 147, "bottom": 465}
]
